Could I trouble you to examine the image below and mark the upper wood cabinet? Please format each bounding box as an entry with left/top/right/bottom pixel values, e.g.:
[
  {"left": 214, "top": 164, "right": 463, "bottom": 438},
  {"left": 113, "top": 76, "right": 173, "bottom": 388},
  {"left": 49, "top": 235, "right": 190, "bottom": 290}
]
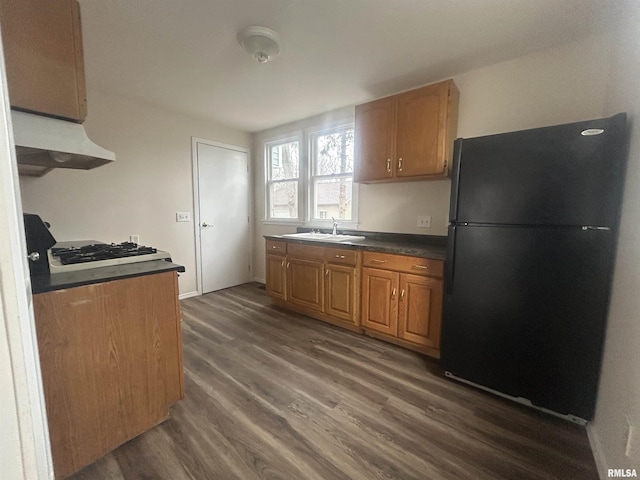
[
  {"left": 353, "top": 96, "right": 396, "bottom": 181},
  {"left": 354, "top": 79, "right": 459, "bottom": 183},
  {"left": 0, "top": 0, "right": 88, "bottom": 122}
]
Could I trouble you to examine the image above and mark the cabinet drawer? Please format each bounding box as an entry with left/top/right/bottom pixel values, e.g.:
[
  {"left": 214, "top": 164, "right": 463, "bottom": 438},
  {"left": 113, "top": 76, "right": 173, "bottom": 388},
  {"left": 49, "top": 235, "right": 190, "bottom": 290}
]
[
  {"left": 362, "top": 251, "right": 444, "bottom": 278},
  {"left": 325, "top": 247, "right": 358, "bottom": 266},
  {"left": 266, "top": 240, "right": 287, "bottom": 255},
  {"left": 287, "top": 242, "right": 325, "bottom": 260}
]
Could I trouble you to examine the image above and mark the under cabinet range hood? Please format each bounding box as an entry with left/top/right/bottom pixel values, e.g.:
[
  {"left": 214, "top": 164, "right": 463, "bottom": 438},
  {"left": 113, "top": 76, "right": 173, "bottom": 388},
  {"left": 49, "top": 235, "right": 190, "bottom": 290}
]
[{"left": 11, "top": 111, "right": 115, "bottom": 176}]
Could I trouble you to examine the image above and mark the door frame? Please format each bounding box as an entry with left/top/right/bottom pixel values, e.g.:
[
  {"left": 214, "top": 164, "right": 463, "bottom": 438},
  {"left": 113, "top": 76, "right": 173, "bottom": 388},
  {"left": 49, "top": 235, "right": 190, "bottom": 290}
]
[
  {"left": 0, "top": 45, "right": 54, "bottom": 478},
  {"left": 191, "top": 137, "right": 252, "bottom": 295}
]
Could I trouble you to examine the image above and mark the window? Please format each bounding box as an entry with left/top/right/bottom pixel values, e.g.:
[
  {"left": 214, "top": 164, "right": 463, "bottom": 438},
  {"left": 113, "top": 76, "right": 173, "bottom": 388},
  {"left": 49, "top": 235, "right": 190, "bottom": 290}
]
[
  {"left": 263, "top": 123, "right": 356, "bottom": 224},
  {"left": 311, "top": 126, "right": 354, "bottom": 221},
  {"left": 266, "top": 138, "right": 300, "bottom": 220}
]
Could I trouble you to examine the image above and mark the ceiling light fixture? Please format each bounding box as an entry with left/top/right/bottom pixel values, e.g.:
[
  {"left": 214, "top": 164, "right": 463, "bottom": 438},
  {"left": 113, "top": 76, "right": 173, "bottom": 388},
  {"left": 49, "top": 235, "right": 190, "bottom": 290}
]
[{"left": 237, "top": 26, "right": 280, "bottom": 64}]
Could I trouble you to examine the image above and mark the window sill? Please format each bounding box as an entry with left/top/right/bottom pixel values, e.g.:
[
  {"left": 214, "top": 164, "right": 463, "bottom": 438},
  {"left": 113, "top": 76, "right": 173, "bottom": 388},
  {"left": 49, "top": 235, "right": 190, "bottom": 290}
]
[
  {"left": 261, "top": 219, "right": 304, "bottom": 226},
  {"left": 306, "top": 220, "right": 360, "bottom": 230},
  {"left": 261, "top": 219, "right": 360, "bottom": 229}
]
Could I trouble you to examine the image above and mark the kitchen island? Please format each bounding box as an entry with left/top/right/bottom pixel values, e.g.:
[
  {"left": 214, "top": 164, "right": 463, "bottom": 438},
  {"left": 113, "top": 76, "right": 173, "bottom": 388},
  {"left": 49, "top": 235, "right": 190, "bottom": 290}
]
[
  {"left": 31, "top": 261, "right": 185, "bottom": 479},
  {"left": 264, "top": 231, "right": 446, "bottom": 358}
]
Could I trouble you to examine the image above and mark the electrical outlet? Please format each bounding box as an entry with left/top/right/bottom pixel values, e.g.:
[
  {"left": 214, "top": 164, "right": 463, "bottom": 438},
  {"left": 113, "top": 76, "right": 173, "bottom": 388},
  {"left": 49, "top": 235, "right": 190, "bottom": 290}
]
[
  {"left": 176, "top": 212, "right": 191, "bottom": 222},
  {"left": 129, "top": 235, "right": 140, "bottom": 244},
  {"left": 417, "top": 215, "right": 432, "bottom": 228}
]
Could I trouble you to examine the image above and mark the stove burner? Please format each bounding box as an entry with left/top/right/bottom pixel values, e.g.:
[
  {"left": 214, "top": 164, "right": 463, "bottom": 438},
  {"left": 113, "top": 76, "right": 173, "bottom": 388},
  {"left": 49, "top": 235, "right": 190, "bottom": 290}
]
[{"left": 51, "top": 242, "right": 158, "bottom": 265}]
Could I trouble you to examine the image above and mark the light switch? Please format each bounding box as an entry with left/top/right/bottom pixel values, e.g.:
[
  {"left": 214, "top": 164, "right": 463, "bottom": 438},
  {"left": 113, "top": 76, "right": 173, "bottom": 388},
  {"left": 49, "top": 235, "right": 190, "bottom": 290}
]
[{"left": 176, "top": 212, "right": 191, "bottom": 222}]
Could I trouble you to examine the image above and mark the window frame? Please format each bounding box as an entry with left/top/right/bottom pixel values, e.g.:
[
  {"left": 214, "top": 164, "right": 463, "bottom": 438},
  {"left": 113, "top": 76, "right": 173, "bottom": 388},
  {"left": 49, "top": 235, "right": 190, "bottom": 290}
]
[
  {"left": 308, "top": 124, "right": 357, "bottom": 226},
  {"left": 262, "top": 122, "right": 358, "bottom": 227},
  {"left": 264, "top": 133, "right": 304, "bottom": 223}
]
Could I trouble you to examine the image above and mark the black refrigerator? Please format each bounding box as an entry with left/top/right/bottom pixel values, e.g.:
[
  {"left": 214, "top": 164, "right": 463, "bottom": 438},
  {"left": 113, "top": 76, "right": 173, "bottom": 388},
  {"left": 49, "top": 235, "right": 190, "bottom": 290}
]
[{"left": 441, "top": 113, "right": 628, "bottom": 422}]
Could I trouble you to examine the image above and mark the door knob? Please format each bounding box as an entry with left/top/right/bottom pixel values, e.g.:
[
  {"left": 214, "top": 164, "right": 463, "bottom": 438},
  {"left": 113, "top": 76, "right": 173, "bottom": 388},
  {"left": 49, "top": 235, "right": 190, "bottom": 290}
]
[
  {"left": 201, "top": 222, "right": 212, "bottom": 227},
  {"left": 27, "top": 252, "right": 40, "bottom": 262}
]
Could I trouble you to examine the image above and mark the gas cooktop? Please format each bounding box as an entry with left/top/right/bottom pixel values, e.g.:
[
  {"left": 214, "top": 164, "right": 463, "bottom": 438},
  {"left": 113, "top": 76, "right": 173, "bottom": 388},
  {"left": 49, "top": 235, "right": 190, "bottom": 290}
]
[{"left": 48, "top": 241, "right": 172, "bottom": 274}]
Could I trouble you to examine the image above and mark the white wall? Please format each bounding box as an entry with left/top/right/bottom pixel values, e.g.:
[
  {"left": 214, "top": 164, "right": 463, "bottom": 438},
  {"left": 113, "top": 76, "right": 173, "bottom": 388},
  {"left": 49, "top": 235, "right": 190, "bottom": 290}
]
[
  {"left": 590, "top": 3, "right": 640, "bottom": 476},
  {"left": 19, "top": 89, "right": 251, "bottom": 296},
  {"left": 252, "top": 33, "right": 613, "bottom": 280}
]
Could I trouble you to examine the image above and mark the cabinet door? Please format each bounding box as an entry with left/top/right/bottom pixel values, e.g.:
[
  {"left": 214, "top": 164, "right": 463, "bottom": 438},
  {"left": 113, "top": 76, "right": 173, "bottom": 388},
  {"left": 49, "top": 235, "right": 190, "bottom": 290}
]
[
  {"left": 398, "top": 273, "right": 443, "bottom": 348},
  {"left": 361, "top": 267, "right": 398, "bottom": 335},
  {"left": 32, "top": 272, "right": 182, "bottom": 478},
  {"left": 325, "top": 263, "right": 357, "bottom": 323},
  {"left": 287, "top": 258, "right": 324, "bottom": 312},
  {"left": 266, "top": 254, "right": 287, "bottom": 301},
  {"left": 354, "top": 96, "right": 396, "bottom": 182},
  {"left": 0, "top": 0, "right": 87, "bottom": 121},
  {"left": 395, "top": 82, "right": 449, "bottom": 177}
]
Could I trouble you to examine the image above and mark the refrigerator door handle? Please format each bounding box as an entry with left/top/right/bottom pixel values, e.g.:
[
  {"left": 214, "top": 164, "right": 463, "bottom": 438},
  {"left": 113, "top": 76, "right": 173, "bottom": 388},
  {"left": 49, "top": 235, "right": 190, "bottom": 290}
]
[
  {"left": 449, "top": 138, "right": 463, "bottom": 223},
  {"left": 446, "top": 225, "right": 456, "bottom": 294}
]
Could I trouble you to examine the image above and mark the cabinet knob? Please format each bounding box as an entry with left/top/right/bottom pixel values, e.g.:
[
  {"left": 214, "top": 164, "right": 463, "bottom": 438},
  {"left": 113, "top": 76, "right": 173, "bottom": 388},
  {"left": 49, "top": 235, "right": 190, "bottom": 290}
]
[
  {"left": 371, "top": 259, "right": 386, "bottom": 264},
  {"left": 391, "top": 288, "right": 397, "bottom": 299},
  {"left": 400, "top": 289, "right": 405, "bottom": 299},
  {"left": 386, "top": 158, "right": 391, "bottom": 173},
  {"left": 335, "top": 254, "right": 345, "bottom": 259},
  {"left": 412, "top": 264, "right": 429, "bottom": 270},
  {"left": 398, "top": 158, "right": 403, "bottom": 171},
  {"left": 326, "top": 269, "right": 329, "bottom": 276}
]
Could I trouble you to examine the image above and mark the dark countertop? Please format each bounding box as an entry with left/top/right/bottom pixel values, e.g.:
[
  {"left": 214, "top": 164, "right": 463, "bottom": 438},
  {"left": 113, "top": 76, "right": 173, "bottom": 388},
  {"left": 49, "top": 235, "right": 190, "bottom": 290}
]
[
  {"left": 31, "top": 260, "right": 186, "bottom": 294},
  {"left": 264, "top": 229, "right": 447, "bottom": 261}
]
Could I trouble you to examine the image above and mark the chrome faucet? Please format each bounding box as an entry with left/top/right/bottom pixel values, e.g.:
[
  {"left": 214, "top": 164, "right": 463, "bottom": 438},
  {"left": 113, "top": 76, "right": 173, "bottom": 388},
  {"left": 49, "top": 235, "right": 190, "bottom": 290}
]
[{"left": 331, "top": 217, "right": 338, "bottom": 236}]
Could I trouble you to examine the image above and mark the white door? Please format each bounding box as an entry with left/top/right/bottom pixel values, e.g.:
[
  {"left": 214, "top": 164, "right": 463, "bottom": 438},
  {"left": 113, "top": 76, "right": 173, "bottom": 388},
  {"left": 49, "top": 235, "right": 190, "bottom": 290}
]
[{"left": 196, "top": 141, "right": 251, "bottom": 293}]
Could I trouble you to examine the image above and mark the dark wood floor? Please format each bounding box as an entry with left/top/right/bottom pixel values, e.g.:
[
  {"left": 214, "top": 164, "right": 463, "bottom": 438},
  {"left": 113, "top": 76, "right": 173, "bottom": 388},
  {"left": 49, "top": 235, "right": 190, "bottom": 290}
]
[{"left": 70, "top": 283, "right": 598, "bottom": 480}]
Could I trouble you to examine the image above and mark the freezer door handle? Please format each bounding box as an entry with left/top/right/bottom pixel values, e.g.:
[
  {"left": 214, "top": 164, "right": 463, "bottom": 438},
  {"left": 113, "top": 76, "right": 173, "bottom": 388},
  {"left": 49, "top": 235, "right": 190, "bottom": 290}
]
[
  {"left": 448, "top": 138, "right": 463, "bottom": 223},
  {"left": 446, "top": 225, "right": 456, "bottom": 294}
]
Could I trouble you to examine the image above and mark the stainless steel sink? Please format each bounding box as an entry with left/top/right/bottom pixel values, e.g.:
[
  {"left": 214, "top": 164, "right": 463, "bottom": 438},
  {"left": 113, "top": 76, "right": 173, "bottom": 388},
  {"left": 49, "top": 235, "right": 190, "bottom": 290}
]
[{"left": 281, "top": 232, "right": 366, "bottom": 243}]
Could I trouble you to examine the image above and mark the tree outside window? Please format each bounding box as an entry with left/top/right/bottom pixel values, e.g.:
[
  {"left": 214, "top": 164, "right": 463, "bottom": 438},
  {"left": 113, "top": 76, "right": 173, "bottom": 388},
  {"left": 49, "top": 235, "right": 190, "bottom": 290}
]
[
  {"left": 267, "top": 139, "right": 300, "bottom": 219},
  {"left": 311, "top": 126, "right": 354, "bottom": 221}
]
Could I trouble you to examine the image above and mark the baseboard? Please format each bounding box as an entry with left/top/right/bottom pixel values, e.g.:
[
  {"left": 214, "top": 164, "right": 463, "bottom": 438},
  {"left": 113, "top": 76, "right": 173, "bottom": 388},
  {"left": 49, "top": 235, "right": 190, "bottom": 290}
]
[
  {"left": 253, "top": 277, "right": 266, "bottom": 284},
  {"left": 179, "top": 291, "right": 199, "bottom": 300},
  {"left": 587, "top": 423, "right": 607, "bottom": 479}
]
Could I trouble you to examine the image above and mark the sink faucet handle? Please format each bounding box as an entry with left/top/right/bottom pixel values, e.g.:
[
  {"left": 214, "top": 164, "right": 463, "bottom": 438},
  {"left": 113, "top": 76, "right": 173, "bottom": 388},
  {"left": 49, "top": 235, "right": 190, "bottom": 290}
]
[{"left": 331, "top": 217, "right": 338, "bottom": 235}]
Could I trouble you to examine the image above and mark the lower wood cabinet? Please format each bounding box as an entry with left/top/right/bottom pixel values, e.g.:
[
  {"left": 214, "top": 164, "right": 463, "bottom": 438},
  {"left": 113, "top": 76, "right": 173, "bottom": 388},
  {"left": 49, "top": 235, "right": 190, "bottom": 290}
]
[
  {"left": 361, "top": 267, "right": 398, "bottom": 335},
  {"left": 287, "top": 257, "right": 324, "bottom": 312},
  {"left": 266, "top": 252, "right": 287, "bottom": 300},
  {"left": 325, "top": 263, "right": 358, "bottom": 322},
  {"left": 32, "top": 271, "right": 184, "bottom": 479},
  {"left": 361, "top": 252, "right": 444, "bottom": 357},
  {"left": 398, "top": 273, "right": 443, "bottom": 349},
  {"left": 265, "top": 238, "right": 445, "bottom": 358},
  {"left": 266, "top": 240, "right": 361, "bottom": 331}
]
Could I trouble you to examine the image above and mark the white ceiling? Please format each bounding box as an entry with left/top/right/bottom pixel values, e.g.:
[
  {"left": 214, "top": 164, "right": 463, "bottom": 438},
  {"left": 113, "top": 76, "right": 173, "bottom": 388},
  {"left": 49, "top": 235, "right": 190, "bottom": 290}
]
[{"left": 77, "top": 0, "right": 624, "bottom": 133}]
